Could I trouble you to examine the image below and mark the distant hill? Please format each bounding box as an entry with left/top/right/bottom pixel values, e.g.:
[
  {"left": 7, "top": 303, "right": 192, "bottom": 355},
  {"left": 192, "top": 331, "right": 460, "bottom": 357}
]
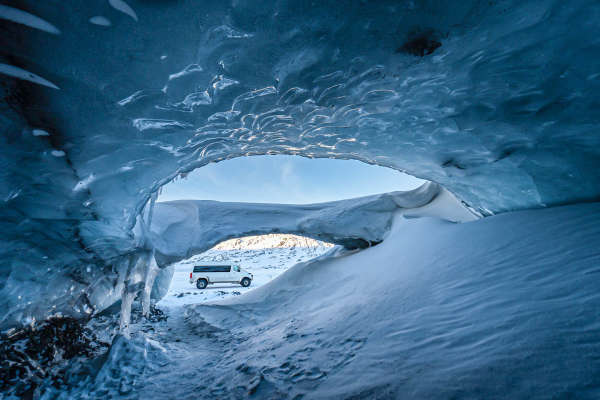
[{"left": 213, "top": 234, "right": 334, "bottom": 250}]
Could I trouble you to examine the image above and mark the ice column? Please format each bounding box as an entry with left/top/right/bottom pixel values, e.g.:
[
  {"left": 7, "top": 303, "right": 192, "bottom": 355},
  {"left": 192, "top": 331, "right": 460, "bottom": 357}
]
[
  {"left": 119, "top": 251, "right": 150, "bottom": 337},
  {"left": 119, "top": 191, "right": 161, "bottom": 335},
  {"left": 141, "top": 252, "right": 159, "bottom": 318}
]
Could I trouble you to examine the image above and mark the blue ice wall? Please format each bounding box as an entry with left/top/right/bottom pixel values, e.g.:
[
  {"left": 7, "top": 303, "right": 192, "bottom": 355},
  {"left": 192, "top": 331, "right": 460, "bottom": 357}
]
[{"left": 0, "top": 0, "right": 599, "bottom": 323}]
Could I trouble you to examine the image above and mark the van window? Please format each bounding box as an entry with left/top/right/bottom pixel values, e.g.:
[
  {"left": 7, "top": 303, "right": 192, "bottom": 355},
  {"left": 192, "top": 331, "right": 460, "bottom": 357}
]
[
  {"left": 233, "top": 266, "right": 240, "bottom": 272},
  {"left": 193, "top": 265, "right": 231, "bottom": 273}
]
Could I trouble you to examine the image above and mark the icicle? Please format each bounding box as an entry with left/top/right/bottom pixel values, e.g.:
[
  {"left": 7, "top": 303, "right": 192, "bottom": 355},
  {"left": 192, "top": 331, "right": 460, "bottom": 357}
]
[
  {"left": 141, "top": 252, "right": 159, "bottom": 318},
  {"left": 118, "top": 254, "right": 135, "bottom": 337},
  {"left": 146, "top": 190, "right": 158, "bottom": 231},
  {"left": 119, "top": 283, "right": 137, "bottom": 337},
  {"left": 118, "top": 190, "right": 160, "bottom": 334},
  {"left": 118, "top": 251, "right": 149, "bottom": 337}
]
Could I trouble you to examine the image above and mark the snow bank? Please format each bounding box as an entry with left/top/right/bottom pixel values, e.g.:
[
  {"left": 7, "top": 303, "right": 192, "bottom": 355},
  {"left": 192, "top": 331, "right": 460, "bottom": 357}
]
[
  {"left": 136, "top": 182, "right": 468, "bottom": 313},
  {"left": 166, "top": 202, "right": 600, "bottom": 399},
  {"left": 144, "top": 182, "right": 475, "bottom": 268}
]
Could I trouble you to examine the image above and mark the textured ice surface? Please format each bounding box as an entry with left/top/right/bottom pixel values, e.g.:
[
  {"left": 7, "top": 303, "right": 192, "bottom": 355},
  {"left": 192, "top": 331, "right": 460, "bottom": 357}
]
[
  {"left": 0, "top": 4, "right": 60, "bottom": 34},
  {"left": 89, "top": 16, "right": 111, "bottom": 27},
  {"left": 2, "top": 1, "right": 599, "bottom": 223},
  {"left": 0, "top": 0, "right": 599, "bottom": 391},
  {"left": 0, "top": 63, "right": 59, "bottom": 89},
  {"left": 90, "top": 184, "right": 471, "bottom": 324}
]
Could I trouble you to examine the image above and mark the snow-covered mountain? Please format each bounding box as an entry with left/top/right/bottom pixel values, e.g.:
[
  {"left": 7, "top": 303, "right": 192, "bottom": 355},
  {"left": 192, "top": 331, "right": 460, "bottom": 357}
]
[{"left": 213, "top": 234, "right": 333, "bottom": 250}]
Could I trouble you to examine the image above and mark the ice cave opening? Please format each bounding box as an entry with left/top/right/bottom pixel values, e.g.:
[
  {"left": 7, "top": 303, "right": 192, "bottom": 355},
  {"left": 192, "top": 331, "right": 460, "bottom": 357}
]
[
  {"left": 159, "top": 233, "right": 335, "bottom": 309},
  {"left": 150, "top": 154, "right": 426, "bottom": 311},
  {"left": 155, "top": 155, "right": 425, "bottom": 204}
]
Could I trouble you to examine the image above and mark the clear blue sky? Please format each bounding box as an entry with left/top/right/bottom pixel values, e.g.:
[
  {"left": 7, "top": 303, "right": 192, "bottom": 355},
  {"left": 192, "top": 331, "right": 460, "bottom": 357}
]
[{"left": 158, "top": 155, "right": 424, "bottom": 204}]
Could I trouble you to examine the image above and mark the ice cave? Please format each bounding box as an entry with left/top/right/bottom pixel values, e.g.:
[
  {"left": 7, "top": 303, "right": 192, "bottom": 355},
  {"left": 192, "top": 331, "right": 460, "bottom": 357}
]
[{"left": 1, "top": 0, "right": 600, "bottom": 398}]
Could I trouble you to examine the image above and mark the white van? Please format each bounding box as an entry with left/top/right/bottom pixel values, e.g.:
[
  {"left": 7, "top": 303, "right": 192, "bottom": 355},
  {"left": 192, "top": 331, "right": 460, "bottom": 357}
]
[{"left": 189, "top": 264, "right": 253, "bottom": 289}]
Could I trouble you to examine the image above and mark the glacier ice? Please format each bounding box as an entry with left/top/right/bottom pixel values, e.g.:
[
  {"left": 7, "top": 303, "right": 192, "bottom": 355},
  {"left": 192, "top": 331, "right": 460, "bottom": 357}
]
[
  {"left": 108, "top": 0, "right": 138, "bottom": 22},
  {"left": 0, "top": 63, "right": 59, "bottom": 89},
  {"left": 0, "top": 0, "right": 600, "bottom": 397},
  {"left": 89, "top": 16, "right": 112, "bottom": 27},
  {"left": 0, "top": 4, "right": 60, "bottom": 35}
]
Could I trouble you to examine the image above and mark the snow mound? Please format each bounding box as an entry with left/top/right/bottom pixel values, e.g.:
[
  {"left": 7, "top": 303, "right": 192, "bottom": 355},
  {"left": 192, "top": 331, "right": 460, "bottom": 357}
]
[
  {"left": 141, "top": 202, "right": 600, "bottom": 399},
  {"left": 137, "top": 182, "right": 474, "bottom": 316},
  {"left": 144, "top": 182, "right": 476, "bottom": 268}
]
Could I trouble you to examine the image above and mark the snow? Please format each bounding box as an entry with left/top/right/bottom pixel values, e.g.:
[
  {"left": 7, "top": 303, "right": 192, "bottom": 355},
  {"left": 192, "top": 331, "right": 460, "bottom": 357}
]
[
  {"left": 138, "top": 183, "right": 475, "bottom": 311},
  {"left": 145, "top": 182, "right": 475, "bottom": 269},
  {"left": 213, "top": 234, "right": 333, "bottom": 250},
  {"left": 57, "top": 201, "right": 600, "bottom": 399},
  {"left": 164, "top": 202, "right": 599, "bottom": 398},
  {"left": 78, "top": 183, "right": 467, "bottom": 331}
]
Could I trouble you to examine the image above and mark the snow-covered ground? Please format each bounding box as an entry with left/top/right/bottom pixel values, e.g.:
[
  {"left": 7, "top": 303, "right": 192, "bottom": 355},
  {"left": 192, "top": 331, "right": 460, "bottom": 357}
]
[
  {"left": 75, "top": 202, "right": 600, "bottom": 399},
  {"left": 158, "top": 237, "right": 333, "bottom": 308}
]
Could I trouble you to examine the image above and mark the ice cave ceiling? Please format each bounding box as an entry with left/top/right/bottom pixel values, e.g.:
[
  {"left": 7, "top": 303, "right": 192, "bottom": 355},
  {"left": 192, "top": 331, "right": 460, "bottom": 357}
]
[{"left": 1, "top": 0, "right": 599, "bottom": 324}]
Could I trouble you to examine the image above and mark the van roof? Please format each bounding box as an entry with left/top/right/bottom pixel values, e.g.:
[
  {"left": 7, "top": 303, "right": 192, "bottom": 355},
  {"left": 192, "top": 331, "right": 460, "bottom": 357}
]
[{"left": 191, "top": 263, "right": 233, "bottom": 266}]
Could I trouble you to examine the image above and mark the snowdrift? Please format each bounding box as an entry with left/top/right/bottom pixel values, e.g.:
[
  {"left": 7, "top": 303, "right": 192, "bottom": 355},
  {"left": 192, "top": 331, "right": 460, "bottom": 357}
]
[
  {"left": 147, "top": 183, "right": 475, "bottom": 312},
  {"left": 145, "top": 182, "right": 474, "bottom": 267},
  {"left": 138, "top": 202, "right": 600, "bottom": 399},
  {"left": 141, "top": 182, "right": 475, "bottom": 308}
]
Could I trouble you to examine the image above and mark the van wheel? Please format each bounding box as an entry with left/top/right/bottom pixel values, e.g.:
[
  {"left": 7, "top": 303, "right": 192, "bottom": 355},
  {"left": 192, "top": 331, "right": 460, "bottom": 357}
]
[
  {"left": 196, "top": 279, "right": 208, "bottom": 289},
  {"left": 241, "top": 278, "right": 251, "bottom": 287}
]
